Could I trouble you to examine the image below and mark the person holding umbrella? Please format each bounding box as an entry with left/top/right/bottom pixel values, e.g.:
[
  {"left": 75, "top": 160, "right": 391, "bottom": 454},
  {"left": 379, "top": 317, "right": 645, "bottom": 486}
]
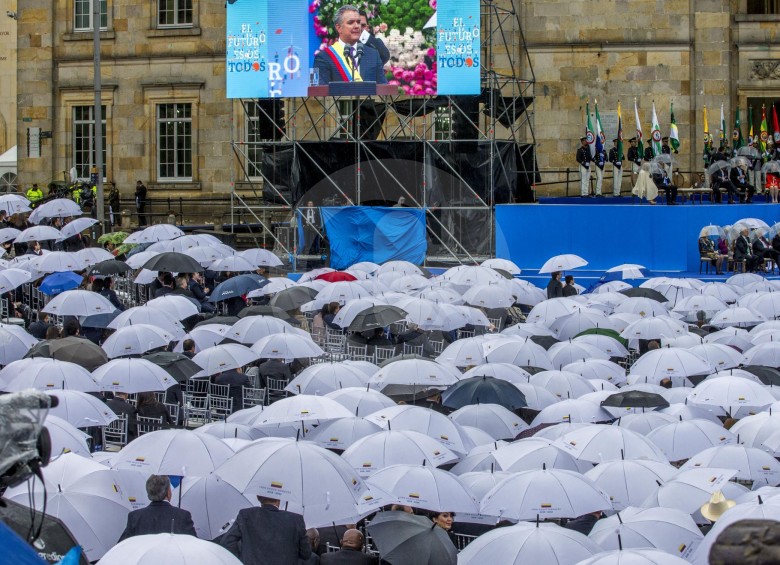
[
  {"left": 320, "top": 529, "right": 378, "bottom": 564},
  {"left": 118, "top": 475, "right": 196, "bottom": 540},
  {"left": 546, "top": 271, "right": 563, "bottom": 299},
  {"left": 188, "top": 271, "right": 214, "bottom": 313},
  {"left": 430, "top": 512, "right": 458, "bottom": 546}
]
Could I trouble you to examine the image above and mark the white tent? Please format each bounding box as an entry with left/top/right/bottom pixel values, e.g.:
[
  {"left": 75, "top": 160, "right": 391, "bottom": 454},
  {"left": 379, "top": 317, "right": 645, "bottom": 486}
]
[{"left": 0, "top": 146, "right": 18, "bottom": 192}]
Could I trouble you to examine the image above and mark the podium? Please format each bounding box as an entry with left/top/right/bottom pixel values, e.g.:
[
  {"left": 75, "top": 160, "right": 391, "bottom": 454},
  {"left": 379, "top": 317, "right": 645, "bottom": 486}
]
[{"left": 308, "top": 82, "right": 398, "bottom": 97}]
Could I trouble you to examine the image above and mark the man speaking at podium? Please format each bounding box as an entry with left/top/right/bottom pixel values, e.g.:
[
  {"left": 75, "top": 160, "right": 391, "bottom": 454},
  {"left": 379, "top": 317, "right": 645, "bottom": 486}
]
[{"left": 314, "top": 5, "right": 388, "bottom": 86}]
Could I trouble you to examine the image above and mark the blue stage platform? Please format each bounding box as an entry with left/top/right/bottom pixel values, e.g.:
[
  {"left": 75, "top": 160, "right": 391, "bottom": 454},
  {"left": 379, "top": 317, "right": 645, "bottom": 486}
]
[{"left": 495, "top": 203, "right": 780, "bottom": 273}]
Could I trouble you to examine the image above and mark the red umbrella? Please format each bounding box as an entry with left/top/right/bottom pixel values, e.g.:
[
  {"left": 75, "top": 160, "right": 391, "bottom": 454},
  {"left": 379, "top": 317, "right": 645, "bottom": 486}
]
[{"left": 315, "top": 271, "right": 358, "bottom": 282}]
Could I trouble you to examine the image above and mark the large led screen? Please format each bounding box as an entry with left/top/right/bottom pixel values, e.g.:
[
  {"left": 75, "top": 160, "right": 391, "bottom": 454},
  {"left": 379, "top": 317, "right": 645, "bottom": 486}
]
[{"left": 226, "top": 0, "right": 480, "bottom": 98}]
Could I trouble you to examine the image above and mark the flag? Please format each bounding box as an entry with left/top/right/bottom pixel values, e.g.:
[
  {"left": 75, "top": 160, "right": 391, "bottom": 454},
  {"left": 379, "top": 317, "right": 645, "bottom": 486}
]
[
  {"left": 617, "top": 101, "right": 624, "bottom": 161},
  {"left": 703, "top": 105, "right": 712, "bottom": 153},
  {"left": 594, "top": 99, "right": 605, "bottom": 157},
  {"left": 634, "top": 98, "right": 644, "bottom": 156},
  {"left": 585, "top": 100, "right": 595, "bottom": 158},
  {"left": 760, "top": 104, "right": 769, "bottom": 153},
  {"left": 650, "top": 101, "right": 662, "bottom": 157},
  {"left": 733, "top": 107, "right": 744, "bottom": 149},
  {"left": 748, "top": 106, "right": 754, "bottom": 147},
  {"left": 670, "top": 102, "right": 680, "bottom": 153},
  {"left": 720, "top": 104, "right": 726, "bottom": 146},
  {"left": 772, "top": 104, "right": 780, "bottom": 145}
]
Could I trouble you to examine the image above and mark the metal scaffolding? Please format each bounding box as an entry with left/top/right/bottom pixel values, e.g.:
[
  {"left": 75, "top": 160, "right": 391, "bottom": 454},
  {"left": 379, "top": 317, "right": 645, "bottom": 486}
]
[{"left": 229, "top": 0, "right": 536, "bottom": 269}]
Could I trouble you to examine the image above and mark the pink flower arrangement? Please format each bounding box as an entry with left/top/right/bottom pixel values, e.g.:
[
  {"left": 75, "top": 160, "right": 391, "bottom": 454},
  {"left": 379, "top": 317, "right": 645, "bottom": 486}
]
[{"left": 429, "top": 0, "right": 436, "bottom": 9}]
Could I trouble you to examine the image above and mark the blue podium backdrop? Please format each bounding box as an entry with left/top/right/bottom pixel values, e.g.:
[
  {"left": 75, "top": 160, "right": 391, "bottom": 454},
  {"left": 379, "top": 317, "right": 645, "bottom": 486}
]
[
  {"left": 321, "top": 206, "right": 427, "bottom": 269},
  {"left": 496, "top": 204, "right": 780, "bottom": 272}
]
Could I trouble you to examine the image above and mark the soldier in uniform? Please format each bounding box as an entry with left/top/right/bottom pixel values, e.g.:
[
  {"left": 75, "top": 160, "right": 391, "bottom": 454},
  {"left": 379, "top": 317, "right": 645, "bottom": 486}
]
[
  {"left": 608, "top": 139, "right": 623, "bottom": 197},
  {"left": 627, "top": 138, "right": 641, "bottom": 185},
  {"left": 661, "top": 136, "right": 672, "bottom": 155},
  {"left": 593, "top": 143, "right": 606, "bottom": 197},
  {"left": 576, "top": 137, "right": 592, "bottom": 197},
  {"left": 643, "top": 145, "right": 655, "bottom": 162}
]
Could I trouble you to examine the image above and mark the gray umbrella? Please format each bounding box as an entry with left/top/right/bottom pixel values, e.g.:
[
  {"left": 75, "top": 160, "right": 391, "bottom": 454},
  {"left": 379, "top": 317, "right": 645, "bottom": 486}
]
[
  {"left": 269, "top": 286, "right": 318, "bottom": 311},
  {"left": 142, "top": 251, "right": 203, "bottom": 273},
  {"left": 366, "top": 511, "right": 457, "bottom": 565}
]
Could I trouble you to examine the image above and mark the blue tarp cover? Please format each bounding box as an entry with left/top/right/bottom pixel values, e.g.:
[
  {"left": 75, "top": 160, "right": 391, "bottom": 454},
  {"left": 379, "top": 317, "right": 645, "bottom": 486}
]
[{"left": 320, "top": 207, "right": 427, "bottom": 269}]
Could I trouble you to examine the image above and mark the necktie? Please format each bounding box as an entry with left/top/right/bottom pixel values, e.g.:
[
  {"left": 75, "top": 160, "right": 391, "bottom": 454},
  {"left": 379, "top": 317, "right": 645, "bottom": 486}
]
[{"left": 344, "top": 46, "right": 355, "bottom": 69}]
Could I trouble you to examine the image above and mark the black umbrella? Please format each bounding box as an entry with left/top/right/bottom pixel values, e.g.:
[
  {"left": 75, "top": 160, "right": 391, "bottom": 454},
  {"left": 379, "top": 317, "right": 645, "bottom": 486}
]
[
  {"left": 348, "top": 305, "right": 408, "bottom": 332},
  {"left": 441, "top": 376, "right": 527, "bottom": 411},
  {"left": 529, "top": 335, "right": 560, "bottom": 350},
  {"left": 238, "top": 305, "right": 294, "bottom": 321},
  {"left": 601, "top": 390, "right": 669, "bottom": 409},
  {"left": 25, "top": 336, "right": 109, "bottom": 371},
  {"left": 194, "top": 315, "right": 240, "bottom": 327},
  {"left": 208, "top": 274, "right": 268, "bottom": 303},
  {"left": 268, "top": 286, "right": 319, "bottom": 311},
  {"left": 742, "top": 365, "right": 780, "bottom": 386},
  {"left": 142, "top": 251, "right": 203, "bottom": 273},
  {"left": 366, "top": 511, "right": 457, "bottom": 565},
  {"left": 88, "top": 259, "right": 131, "bottom": 277},
  {"left": 0, "top": 499, "right": 89, "bottom": 564},
  {"left": 78, "top": 311, "right": 121, "bottom": 329},
  {"left": 619, "top": 287, "right": 669, "bottom": 303},
  {"left": 142, "top": 351, "right": 203, "bottom": 381}
]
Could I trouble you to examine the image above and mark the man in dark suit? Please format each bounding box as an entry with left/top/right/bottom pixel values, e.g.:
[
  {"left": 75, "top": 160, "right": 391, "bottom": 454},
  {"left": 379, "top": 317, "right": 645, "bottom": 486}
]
[
  {"left": 651, "top": 168, "right": 678, "bottom": 205},
  {"left": 106, "top": 392, "right": 138, "bottom": 440},
  {"left": 358, "top": 11, "right": 389, "bottom": 65},
  {"left": 711, "top": 164, "right": 737, "bottom": 204},
  {"left": 214, "top": 367, "right": 251, "bottom": 413},
  {"left": 320, "top": 529, "right": 378, "bottom": 565},
  {"left": 257, "top": 358, "right": 293, "bottom": 389},
  {"left": 564, "top": 511, "right": 603, "bottom": 536},
  {"left": 730, "top": 163, "right": 756, "bottom": 203},
  {"left": 221, "top": 496, "right": 311, "bottom": 565},
  {"left": 313, "top": 5, "right": 388, "bottom": 86},
  {"left": 735, "top": 228, "right": 761, "bottom": 272},
  {"left": 27, "top": 311, "right": 54, "bottom": 339},
  {"left": 118, "top": 475, "right": 196, "bottom": 541}
]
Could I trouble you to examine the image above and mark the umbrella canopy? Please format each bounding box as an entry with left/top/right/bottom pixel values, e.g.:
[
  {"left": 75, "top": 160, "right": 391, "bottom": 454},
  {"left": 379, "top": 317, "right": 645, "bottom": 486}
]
[
  {"left": 142, "top": 351, "right": 203, "bottom": 381},
  {"left": 101, "top": 324, "right": 174, "bottom": 358},
  {"left": 99, "top": 533, "right": 241, "bottom": 565},
  {"left": 46, "top": 389, "right": 117, "bottom": 427},
  {"left": 0, "top": 268, "right": 32, "bottom": 293},
  {"left": 250, "top": 333, "right": 325, "bottom": 359},
  {"left": 368, "top": 359, "right": 461, "bottom": 398},
  {"left": 87, "top": 259, "right": 131, "bottom": 277},
  {"left": 539, "top": 254, "right": 588, "bottom": 274},
  {"left": 448, "top": 404, "right": 528, "bottom": 441},
  {"left": 191, "top": 344, "right": 259, "bottom": 376},
  {"left": 0, "top": 358, "right": 97, "bottom": 392},
  {"left": 142, "top": 251, "right": 202, "bottom": 273},
  {"left": 0, "top": 326, "right": 39, "bottom": 367},
  {"left": 255, "top": 394, "right": 353, "bottom": 424},
  {"left": 324, "top": 387, "right": 396, "bottom": 416},
  {"left": 584, "top": 459, "right": 677, "bottom": 511},
  {"left": 15, "top": 225, "right": 63, "bottom": 242},
  {"left": 224, "top": 315, "right": 295, "bottom": 344},
  {"left": 366, "top": 464, "right": 478, "bottom": 513},
  {"left": 145, "top": 295, "right": 201, "bottom": 320},
  {"left": 25, "top": 336, "right": 109, "bottom": 371},
  {"left": 366, "top": 511, "right": 457, "bottom": 565},
  {"left": 619, "top": 287, "right": 668, "bottom": 302},
  {"left": 681, "top": 444, "right": 780, "bottom": 484},
  {"left": 531, "top": 399, "right": 614, "bottom": 426},
  {"left": 458, "top": 522, "right": 601, "bottom": 565},
  {"left": 42, "top": 289, "right": 116, "bottom": 316},
  {"left": 491, "top": 437, "right": 582, "bottom": 473},
  {"left": 601, "top": 390, "right": 669, "bottom": 409},
  {"left": 686, "top": 376, "right": 775, "bottom": 415},
  {"left": 113, "top": 429, "right": 234, "bottom": 476},
  {"left": 209, "top": 255, "right": 257, "bottom": 273},
  {"left": 305, "top": 417, "right": 383, "bottom": 451},
  {"left": 57, "top": 217, "right": 97, "bottom": 241},
  {"left": 268, "top": 286, "right": 319, "bottom": 311},
  {"left": 208, "top": 274, "right": 268, "bottom": 302},
  {"left": 238, "top": 247, "right": 283, "bottom": 268},
  {"left": 45, "top": 414, "right": 92, "bottom": 458},
  {"left": 92, "top": 358, "right": 177, "bottom": 393},
  {"left": 108, "top": 306, "right": 184, "bottom": 336},
  {"left": 285, "top": 362, "right": 368, "bottom": 395},
  {"left": 556, "top": 424, "right": 668, "bottom": 463},
  {"left": 238, "top": 304, "right": 296, "bottom": 321},
  {"left": 39, "top": 271, "right": 83, "bottom": 295},
  {"left": 630, "top": 348, "right": 712, "bottom": 379},
  {"left": 646, "top": 419, "right": 736, "bottom": 462},
  {"left": 174, "top": 474, "right": 257, "bottom": 540},
  {"left": 341, "top": 430, "right": 459, "bottom": 476},
  {"left": 347, "top": 305, "right": 407, "bottom": 332},
  {"left": 366, "top": 405, "right": 475, "bottom": 454},
  {"left": 125, "top": 224, "right": 184, "bottom": 244},
  {"left": 440, "top": 376, "right": 527, "bottom": 411},
  {"left": 29, "top": 199, "right": 83, "bottom": 223}
]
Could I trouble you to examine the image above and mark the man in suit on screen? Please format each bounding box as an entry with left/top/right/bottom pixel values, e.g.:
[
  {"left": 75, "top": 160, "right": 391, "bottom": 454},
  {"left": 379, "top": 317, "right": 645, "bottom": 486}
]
[{"left": 313, "top": 5, "right": 388, "bottom": 86}]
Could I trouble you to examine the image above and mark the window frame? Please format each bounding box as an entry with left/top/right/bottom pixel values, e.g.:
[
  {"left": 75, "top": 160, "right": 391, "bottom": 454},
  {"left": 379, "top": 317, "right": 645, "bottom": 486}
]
[
  {"left": 72, "top": 105, "right": 108, "bottom": 181},
  {"left": 157, "top": 0, "right": 194, "bottom": 29},
  {"left": 156, "top": 102, "right": 194, "bottom": 182},
  {"left": 74, "top": 0, "right": 108, "bottom": 32}
]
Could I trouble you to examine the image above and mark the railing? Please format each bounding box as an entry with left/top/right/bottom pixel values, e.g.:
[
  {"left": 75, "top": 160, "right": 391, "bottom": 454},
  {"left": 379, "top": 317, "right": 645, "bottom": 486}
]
[{"left": 534, "top": 167, "right": 699, "bottom": 198}]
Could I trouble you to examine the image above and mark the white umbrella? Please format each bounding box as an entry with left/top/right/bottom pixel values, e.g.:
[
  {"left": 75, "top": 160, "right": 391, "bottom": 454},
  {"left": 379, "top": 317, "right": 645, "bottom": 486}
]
[
  {"left": 0, "top": 194, "right": 31, "bottom": 214},
  {"left": 576, "top": 548, "right": 691, "bottom": 565},
  {"left": 459, "top": 471, "right": 514, "bottom": 500},
  {"left": 526, "top": 297, "right": 582, "bottom": 325},
  {"left": 481, "top": 258, "right": 522, "bottom": 275},
  {"left": 92, "top": 358, "right": 177, "bottom": 393},
  {"left": 728, "top": 412, "right": 780, "bottom": 448},
  {"left": 124, "top": 224, "right": 184, "bottom": 244},
  {"left": 250, "top": 333, "right": 325, "bottom": 359},
  {"left": 247, "top": 276, "right": 297, "bottom": 297},
  {"left": 550, "top": 311, "right": 618, "bottom": 340},
  {"left": 686, "top": 376, "right": 775, "bottom": 415},
  {"left": 285, "top": 363, "right": 368, "bottom": 395},
  {"left": 305, "top": 417, "right": 383, "bottom": 451},
  {"left": 646, "top": 419, "right": 736, "bottom": 462},
  {"left": 124, "top": 250, "right": 159, "bottom": 269},
  {"left": 584, "top": 460, "right": 677, "bottom": 511},
  {"left": 539, "top": 254, "right": 588, "bottom": 274},
  {"left": 0, "top": 325, "right": 39, "bottom": 366},
  {"left": 31, "top": 251, "right": 82, "bottom": 273},
  {"left": 506, "top": 280, "right": 546, "bottom": 306},
  {"left": 368, "top": 358, "right": 461, "bottom": 395},
  {"left": 743, "top": 342, "right": 780, "bottom": 366},
  {"left": 365, "top": 405, "right": 475, "bottom": 454},
  {"left": 175, "top": 475, "right": 257, "bottom": 540},
  {"left": 192, "top": 343, "right": 260, "bottom": 376},
  {"left": 101, "top": 324, "right": 175, "bottom": 358},
  {"left": 324, "top": 387, "right": 396, "bottom": 416},
  {"left": 216, "top": 438, "right": 383, "bottom": 527},
  {"left": 99, "top": 533, "right": 242, "bottom": 565},
  {"left": 15, "top": 224, "right": 63, "bottom": 242},
  {"left": 194, "top": 422, "right": 266, "bottom": 441},
  {"left": 146, "top": 295, "right": 200, "bottom": 320},
  {"left": 458, "top": 522, "right": 601, "bottom": 565},
  {"left": 238, "top": 248, "right": 283, "bottom": 267},
  {"left": 659, "top": 403, "right": 723, "bottom": 424},
  {"left": 687, "top": 343, "right": 743, "bottom": 371},
  {"left": 548, "top": 342, "right": 611, "bottom": 370},
  {"left": 562, "top": 359, "right": 627, "bottom": 386},
  {"left": 448, "top": 404, "right": 528, "bottom": 440},
  {"left": 620, "top": 316, "right": 687, "bottom": 340},
  {"left": 710, "top": 306, "right": 767, "bottom": 328},
  {"left": 483, "top": 338, "right": 554, "bottom": 369},
  {"left": 107, "top": 306, "right": 185, "bottom": 336},
  {"left": 173, "top": 324, "right": 230, "bottom": 352},
  {"left": 530, "top": 371, "right": 598, "bottom": 400},
  {"left": 702, "top": 327, "right": 753, "bottom": 351},
  {"left": 463, "top": 362, "right": 534, "bottom": 383},
  {"left": 366, "top": 464, "right": 478, "bottom": 513},
  {"left": 0, "top": 226, "right": 21, "bottom": 243},
  {"left": 442, "top": 265, "right": 504, "bottom": 289},
  {"left": 0, "top": 358, "right": 97, "bottom": 392},
  {"left": 45, "top": 414, "right": 92, "bottom": 458},
  {"left": 188, "top": 245, "right": 233, "bottom": 267},
  {"left": 47, "top": 389, "right": 117, "bottom": 427},
  {"left": 341, "top": 429, "right": 459, "bottom": 476},
  {"left": 224, "top": 316, "right": 295, "bottom": 345},
  {"left": 255, "top": 394, "right": 354, "bottom": 424},
  {"left": 390, "top": 274, "right": 432, "bottom": 292},
  {"left": 2, "top": 454, "right": 135, "bottom": 561},
  {"left": 28, "top": 198, "right": 82, "bottom": 224},
  {"left": 394, "top": 297, "right": 447, "bottom": 330},
  {"left": 611, "top": 412, "right": 677, "bottom": 436},
  {"left": 480, "top": 468, "right": 612, "bottom": 520},
  {"left": 42, "top": 289, "right": 116, "bottom": 316},
  {"left": 209, "top": 255, "right": 257, "bottom": 272},
  {"left": 0, "top": 267, "right": 32, "bottom": 293},
  {"left": 556, "top": 424, "right": 668, "bottom": 463},
  {"left": 462, "top": 283, "right": 515, "bottom": 309},
  {"left": 437, "top": 336, "right": 491, "bottom": 367},
  {"left": 531, "top": 398, "right": 614, "bottom": 425},
  {"left": 57, "top": 217, "right": 98, "bottom": 241},
  {"left": 630, "top": 348, "right": 712, "bottom": 379},
  {"left": 491, "top": 437, "right": 582, "bottom": 473},
  {"left": 570, "top": 336, "right": 630, "bottom": 358},
  {"left": 682, "top": 443, "right": 780, "bottom": 484},
  {"left": 614, "top": 297, "right": 669, "bottom": 317},
  {"left": 589, "top": 506, "right": 703, "bottom": 559},
  {"left": 113, "top": 429, "right": 234, "bottom": 476},
  {"left": 77, "top": 247, "right": 114, "bottom": 267}
]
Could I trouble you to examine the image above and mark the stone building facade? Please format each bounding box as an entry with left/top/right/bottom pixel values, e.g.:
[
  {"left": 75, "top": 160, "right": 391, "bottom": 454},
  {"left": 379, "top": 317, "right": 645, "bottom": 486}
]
[
  {"left": 12, "top": 0, "right": 780, "bottom": 198},
  {"left": 0, "top": 1, "right": 17, "bottom": 155}
]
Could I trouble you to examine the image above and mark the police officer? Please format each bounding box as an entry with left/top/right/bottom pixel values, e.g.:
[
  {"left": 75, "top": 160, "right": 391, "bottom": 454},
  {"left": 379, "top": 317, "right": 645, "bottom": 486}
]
[
  {"left": 627, "top": 138, "right": 641, "bottom": 184},
  {"left": 661, "top": 136, "right": 672, "bottom": 155},
  {"left": 608, "top": 138, "right": 623, "bottom": 197},
  {"left": 26, "top": 183, "right": 43, "bottom": 204},
  {"left": 576, "top": 137, "right": 592, "bottom": 197},
  {"left": 593, "top": 142, "right": 606, "bottom": 197},
  {"left": 643, "top": 144, "right": 654, "bottom": 162}
]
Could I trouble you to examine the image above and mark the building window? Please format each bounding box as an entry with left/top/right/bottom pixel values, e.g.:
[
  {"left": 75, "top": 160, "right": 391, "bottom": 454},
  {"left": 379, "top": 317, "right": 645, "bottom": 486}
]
[
  {"left": 158, "top": 0, "right": 193, "bottom": 27},
  {"left": 157, "top": 103, "right": 192, "bottom": 180},
  {"left": 747, "top": 0, "right": 780, "bottom": 14},
  {"left": 245, "top": 100, "right": 284, "bottom": 177},
  {"left": 74, "top": 0, "right": 108, "bottom": 31},
  {"left": 73, "top": 105, "right": 106, "bottom": 180}
]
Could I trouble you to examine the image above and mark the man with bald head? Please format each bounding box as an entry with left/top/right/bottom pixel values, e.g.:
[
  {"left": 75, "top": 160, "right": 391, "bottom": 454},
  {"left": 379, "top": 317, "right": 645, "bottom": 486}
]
[{"left": 320, "top": 529, "right": 378, "bottom": 564}]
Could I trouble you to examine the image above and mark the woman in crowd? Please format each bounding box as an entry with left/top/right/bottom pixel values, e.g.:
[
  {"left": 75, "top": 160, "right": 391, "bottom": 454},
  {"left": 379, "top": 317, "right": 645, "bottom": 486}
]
[{"left": 699, "top": 230, "right": 724, "bottom": 275}]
